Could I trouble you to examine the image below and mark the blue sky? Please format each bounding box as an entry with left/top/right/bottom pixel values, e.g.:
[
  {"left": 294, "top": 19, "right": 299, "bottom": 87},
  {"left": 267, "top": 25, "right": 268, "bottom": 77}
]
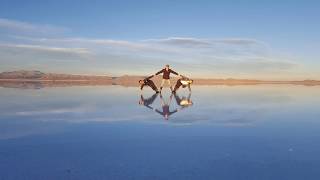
[{"left": 0, "top": 0, "right": 319, "bottom": 79}]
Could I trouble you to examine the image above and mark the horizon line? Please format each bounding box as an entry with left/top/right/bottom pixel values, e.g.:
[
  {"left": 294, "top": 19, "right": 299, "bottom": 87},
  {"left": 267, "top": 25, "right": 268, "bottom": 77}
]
[{"left": 0, "top": 69, "right": 319, "bottom": 82}]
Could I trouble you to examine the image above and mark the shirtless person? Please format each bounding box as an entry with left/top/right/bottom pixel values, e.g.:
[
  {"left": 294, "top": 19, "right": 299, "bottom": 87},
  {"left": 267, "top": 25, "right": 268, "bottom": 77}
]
[{"left": 155, "top": 64, "right": 180, "bottom": 93}]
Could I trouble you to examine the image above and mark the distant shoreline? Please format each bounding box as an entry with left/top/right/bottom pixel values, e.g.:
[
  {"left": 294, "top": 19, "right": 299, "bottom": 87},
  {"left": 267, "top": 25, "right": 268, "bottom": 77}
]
[
  {"left": 0, "top": 70, "right": 320, "bottom": 89},
  {"left": 0, "top": 78, "right": 320, "bottom": 88}
]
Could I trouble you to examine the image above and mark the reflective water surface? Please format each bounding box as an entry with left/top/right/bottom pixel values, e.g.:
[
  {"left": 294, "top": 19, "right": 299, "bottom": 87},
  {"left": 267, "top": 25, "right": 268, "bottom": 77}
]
[{"left": 0, "top": 85, "right": 320, "bottom": 180}]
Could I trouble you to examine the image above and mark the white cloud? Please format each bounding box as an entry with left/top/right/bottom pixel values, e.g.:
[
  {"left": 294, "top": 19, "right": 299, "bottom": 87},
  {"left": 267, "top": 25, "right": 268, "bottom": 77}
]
[
  {"left": 143, "top": 37, "right": 268, "bottom": 47},
  {"left": 0, "top": 18, "right": 308, "bottom": 78},
  {"left": 0, "top": 43, "right": 91, "bottom": 55},
  {"left": 10, "top": 36, "right": 271, "bottom": 60},
  {"left": 15, "top": 106, "right": 93, "bottom": 116},
  {"left": 1, "top": 35, "right": 303, "bottom": 78},
  {"left": 143, "top": 37, "right": 213, "bottom": 47},
  {"left": 0, "top": 18, "right": 68, "bottom": 34},
  {"left": 11, "top": 36, "right": 182, "bottom": 54}
]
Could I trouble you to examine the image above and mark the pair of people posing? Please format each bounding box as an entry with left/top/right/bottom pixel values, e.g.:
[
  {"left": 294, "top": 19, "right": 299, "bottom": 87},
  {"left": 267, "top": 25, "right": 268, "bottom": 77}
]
[{"left": 139, "top": 64, "right": 193, "bottom": 93}]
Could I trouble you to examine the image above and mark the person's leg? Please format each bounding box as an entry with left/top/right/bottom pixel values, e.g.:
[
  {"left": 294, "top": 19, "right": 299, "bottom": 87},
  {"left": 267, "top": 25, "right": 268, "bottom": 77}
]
[
  {"left": 174, "top": 92, "right": 181, "bottom": 105},
  {"left": 166, "top": 79, "right": 173, "bottom": 91},
  {"left": 160, "top": 79, "right": 165, "bottom": 92},
  {"left": 188, "top": 84, "right": 191, "bottom": 92},
  {"left": 145, "top": 93, "right": 158, "bottom": 106},
  {"left": 173, "top": 79, "right": 182, "bottom": 92},
  {"left": 149, "top": 81, "right": 159, "bottom": 93}
]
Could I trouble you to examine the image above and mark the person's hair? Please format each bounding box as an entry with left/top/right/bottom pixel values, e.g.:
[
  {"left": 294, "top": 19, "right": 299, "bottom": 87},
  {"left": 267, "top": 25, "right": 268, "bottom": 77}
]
[{"left": 165, "top": 64, "right": 169, "bottom": 67}]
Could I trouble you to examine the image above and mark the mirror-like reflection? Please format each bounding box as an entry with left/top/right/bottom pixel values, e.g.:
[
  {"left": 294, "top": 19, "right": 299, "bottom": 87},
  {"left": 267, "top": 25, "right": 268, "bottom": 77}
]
[
  {"left": 139, "top": 92, "right": 193, "bottom": 120},
  {"left": 1, "top": 85, "right": 320, "bottom": 180}
]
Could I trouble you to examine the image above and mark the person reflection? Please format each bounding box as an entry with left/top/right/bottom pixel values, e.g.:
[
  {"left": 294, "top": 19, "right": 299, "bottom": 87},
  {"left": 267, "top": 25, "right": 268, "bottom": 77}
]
[
  {"left": 139, "top": 92, "right": 193, "bottom": 121},
  {"left": 139, "top": 93, "right": 159, "bottom": 110},
  {"left": 155, "top": 94, "right": 178, "bottom": 120},
  {"left": 173, "top": 92, "right": 193, "bottom": 109}
]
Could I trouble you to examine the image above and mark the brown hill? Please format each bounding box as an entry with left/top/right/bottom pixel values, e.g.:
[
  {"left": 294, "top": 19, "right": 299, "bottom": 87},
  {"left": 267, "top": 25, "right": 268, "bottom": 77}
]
[{"left": 0, "top": 70, "right": 46, "bottom": 79}]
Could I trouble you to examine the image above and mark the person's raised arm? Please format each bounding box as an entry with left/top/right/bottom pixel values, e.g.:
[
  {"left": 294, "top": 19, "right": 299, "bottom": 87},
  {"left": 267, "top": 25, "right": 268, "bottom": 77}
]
[
  {"left": 169, "top": 69, "right": 179, "bottom": 76},
  {"left": 180, "top": 75, "right": 187, "bottom": 79},
  {"left": 140, "top": 84, "right": 145, "bottom": 90},
  {"left": 155, "top": 69, "right": 164, "bottom": 75},
  {"left": 145, "top": 75, "right": 154, "bottom": 80}
]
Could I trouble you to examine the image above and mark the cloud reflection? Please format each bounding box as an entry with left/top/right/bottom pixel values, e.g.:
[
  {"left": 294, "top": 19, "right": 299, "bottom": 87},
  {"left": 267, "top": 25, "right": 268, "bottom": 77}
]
[{"left": 0, "top": 85, "right": 319, "bottom": 139}]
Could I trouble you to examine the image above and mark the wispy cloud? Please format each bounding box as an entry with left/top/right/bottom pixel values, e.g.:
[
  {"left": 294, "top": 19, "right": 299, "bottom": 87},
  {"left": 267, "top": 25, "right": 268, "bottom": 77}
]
[
  {"left": 143, "top": 37, "right": 213, "bottom": 47},
  {"left": 11, "top": 36, "right": 270, "bottom": 59},
  {"left": 0, "top": 18, "right": 68, "bottom": 34},
  {"left": 143, "top": 37, "right": 266, "bottom": 47},
  {"left": 0, "top": 43, "right": 91, "bottom": 54},
  {"left": 11, "top": 36, "right": 181, "bottom": 54},
  {"left": 0, "top": 18, "right": 310, "bottom": 79},
  {"left": 2, "top": 36, "right": 301, "bottom": 78},
  {"left": 15, "top": 106, "right": 93, "bottom": 116}
]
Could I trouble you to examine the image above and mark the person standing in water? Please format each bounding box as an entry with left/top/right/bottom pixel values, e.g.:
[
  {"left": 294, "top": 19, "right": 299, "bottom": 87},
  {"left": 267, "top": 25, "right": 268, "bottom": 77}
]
[{"left": 155, "top": 64, "right": 181, "bottom": 93}]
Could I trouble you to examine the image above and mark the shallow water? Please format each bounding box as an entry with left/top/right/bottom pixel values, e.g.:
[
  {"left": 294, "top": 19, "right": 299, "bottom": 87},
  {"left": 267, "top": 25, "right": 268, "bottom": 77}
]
[{"left": 0, "top": 85, "right": 320, "bottom": 180}]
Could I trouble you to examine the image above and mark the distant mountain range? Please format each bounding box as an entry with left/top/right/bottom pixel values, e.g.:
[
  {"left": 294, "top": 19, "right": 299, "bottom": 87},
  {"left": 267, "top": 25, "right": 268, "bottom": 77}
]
[
  {"left": 0, "top": 70, "right": 113, "bottom": 81},
  {"left": 0, "top": 70, "right": 319, "bottom": 89}
]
